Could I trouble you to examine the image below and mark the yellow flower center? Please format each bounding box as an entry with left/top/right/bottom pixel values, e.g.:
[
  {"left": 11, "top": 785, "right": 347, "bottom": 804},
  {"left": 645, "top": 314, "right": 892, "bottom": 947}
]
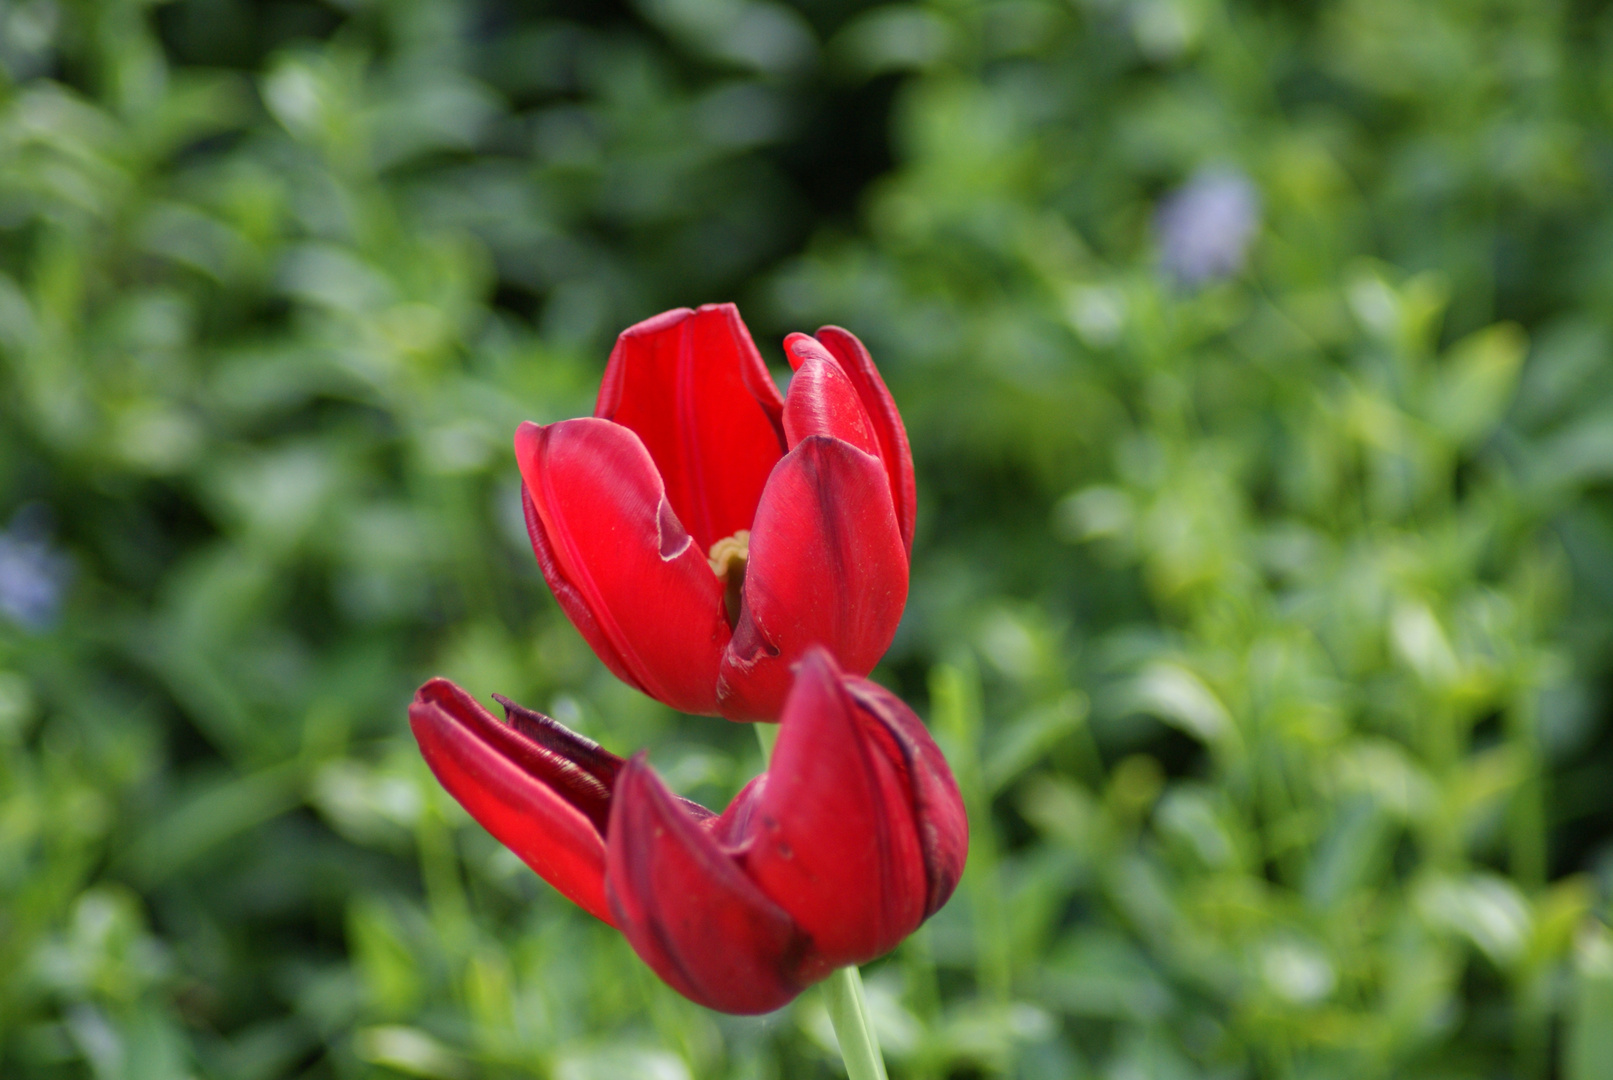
[{"left": 708, "top": 530, "right": 750, "bottom": 628}]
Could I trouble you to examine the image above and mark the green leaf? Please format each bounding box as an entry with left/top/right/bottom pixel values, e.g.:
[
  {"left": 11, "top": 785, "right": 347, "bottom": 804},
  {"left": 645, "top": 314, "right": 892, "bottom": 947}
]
[
  {"left": 1427, "top": 322, "right": 1527, "bottom": 447},
  {"left": 1565, "top": 922, "right": 1613, "bottom": 1080}
]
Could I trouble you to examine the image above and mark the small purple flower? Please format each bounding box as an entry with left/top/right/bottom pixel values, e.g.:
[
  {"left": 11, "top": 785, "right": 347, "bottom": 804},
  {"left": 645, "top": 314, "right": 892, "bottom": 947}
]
[
  {"left": 0, "top": 505, "right": 70, "bottom": 631},
  {"left": 1155, "top": 166, "right": 1261, "bottom": 287}
]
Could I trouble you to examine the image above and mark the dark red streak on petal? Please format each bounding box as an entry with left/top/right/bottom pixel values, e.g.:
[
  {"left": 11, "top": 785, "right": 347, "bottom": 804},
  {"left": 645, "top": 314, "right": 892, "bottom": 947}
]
[
  {"left": 845, "top": 679, "right": 969, "bottom": 917},
  {"left": 492, "top": 693, "right": 623, "bottom": 809}
]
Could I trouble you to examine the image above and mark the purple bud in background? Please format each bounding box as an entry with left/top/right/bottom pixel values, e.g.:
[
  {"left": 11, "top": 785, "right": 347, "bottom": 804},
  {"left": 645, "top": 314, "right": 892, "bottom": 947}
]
[
  {"left": 0, "top": 504, "right": 70, "bottom": 632},
  {"left": 1155, "top": 166, "right": 1260, "bottom": 287}
]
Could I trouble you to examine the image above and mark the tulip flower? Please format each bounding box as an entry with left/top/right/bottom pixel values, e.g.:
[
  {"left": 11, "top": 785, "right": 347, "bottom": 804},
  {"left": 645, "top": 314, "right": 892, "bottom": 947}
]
[
  {"left": 409, "top": 648, "right": 967, "bottom": 1015},
  {"left": 516, "top": 304, "right": 914, "bottom": 720}
]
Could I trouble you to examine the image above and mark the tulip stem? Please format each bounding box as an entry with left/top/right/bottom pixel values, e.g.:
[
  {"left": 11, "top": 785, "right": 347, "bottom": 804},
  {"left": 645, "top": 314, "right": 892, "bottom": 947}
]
[
  {"left": 754, "top": 723, "right": 888, "bottom": 1080},
  {"left": 754, "top": 719, "right": 778, "bottom": 763},
  {"left": 823, "top": 966, "right": 890, "bottom": 1080}
]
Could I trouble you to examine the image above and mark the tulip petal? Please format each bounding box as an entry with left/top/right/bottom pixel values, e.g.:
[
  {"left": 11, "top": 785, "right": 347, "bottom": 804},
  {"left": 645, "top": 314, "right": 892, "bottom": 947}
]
[
  {"left": 606, "top": 755, "right": 808, "bottom": 1015},
  {"left": 409, "top": 679, "right": 614, "bottom": 924},
  {"left": 781, "top": 341, "right": 880, "bottom": 458},
  {"left": 517, "top": 418, "right": 729, "bottom": 716},
  {"left": 717, "top": 436, "right": 908, "bottom": 720},
  {"left": 739, "top": 649, "right": 929, "bottom": 975},
  {"left": 801, "top": 327, "right": 916, "bottom": 554},
  {"left": 596, "top": 304, "right": 786, "bottom": 553},
  {"left": 707, "top": 774, "right": 766, "bottom": 847},
  {"left": 843, "top": 678, "right": 969, "bottom": 917},
  {"left": 491, "top": 693, "right": 623, "bottom": 818}
]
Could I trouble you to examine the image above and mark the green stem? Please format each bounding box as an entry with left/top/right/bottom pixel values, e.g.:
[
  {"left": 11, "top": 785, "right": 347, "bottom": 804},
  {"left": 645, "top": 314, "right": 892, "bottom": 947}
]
[
  {"left": 754, "top": 720, "right": 778, "bottom": 763},
  {"left": 753, "top": 723, "right": 888, "bottom": 1080},
  {"left": 824, "top": 966, "right": 890, "bottom": 1080}
]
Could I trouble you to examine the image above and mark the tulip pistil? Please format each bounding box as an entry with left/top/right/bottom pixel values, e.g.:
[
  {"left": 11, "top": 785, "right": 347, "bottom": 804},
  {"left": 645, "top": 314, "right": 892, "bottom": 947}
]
[{"left": 708, "top": 530, "right": 750, "bottom": 628}]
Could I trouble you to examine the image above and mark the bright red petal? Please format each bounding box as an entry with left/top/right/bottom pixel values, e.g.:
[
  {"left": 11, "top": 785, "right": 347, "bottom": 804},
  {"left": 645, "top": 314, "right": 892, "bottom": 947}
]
[
  {"left": 716, "top": 437, "right": 908, "bottom": 720},
  {"left": 843, "top": 678, "right": 969, "bottom": 917},
  {"left": 522, "top": 481, "right": 640, "bottom": 696},
  {"left": 605, "top": 755, "right": 808, "bottom": 1015},
  {"left": 516, "top": 419, "right": 728, "bottom": 716},
  {"left": 802, "top": 327, "right": 916, "bottom": 555},
  {"left": 596, "top": 304, "right": 786, "bottom": 554},
  {"left": 739, "top": 649, "right": 929, "bottom": 975},
  {"left": 781, "top": 339, "right": 880, "bottom": 458},
  {"left": 409, "top": 679, "right": 615, "bottom": 924}
]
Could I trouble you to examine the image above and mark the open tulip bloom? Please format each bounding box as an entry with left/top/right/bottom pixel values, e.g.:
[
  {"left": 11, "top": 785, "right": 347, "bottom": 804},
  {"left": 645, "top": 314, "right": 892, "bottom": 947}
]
[
  {"left": 516, "top": 304, "right": 915, "bottom": 720},
  {"left": 409, "top": 648, "right": 967, "bottom": 1015}
]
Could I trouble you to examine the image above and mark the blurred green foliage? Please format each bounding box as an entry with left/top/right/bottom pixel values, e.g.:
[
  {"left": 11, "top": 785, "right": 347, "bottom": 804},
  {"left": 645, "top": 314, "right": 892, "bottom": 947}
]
[{"left": 4, "top": 0, "right": 1613, "bottom": 1077}]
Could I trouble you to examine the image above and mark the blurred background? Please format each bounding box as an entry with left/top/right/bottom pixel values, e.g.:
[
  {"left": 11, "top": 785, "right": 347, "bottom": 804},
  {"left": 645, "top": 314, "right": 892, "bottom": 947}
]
[{"left": 5, "top": 0, "right": 1613, "bottom": 1076}]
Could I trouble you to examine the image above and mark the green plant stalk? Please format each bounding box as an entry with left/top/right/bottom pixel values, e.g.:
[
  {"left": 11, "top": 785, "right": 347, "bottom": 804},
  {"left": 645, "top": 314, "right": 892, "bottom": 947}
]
[
  {"left": 1508, "top": 683, "right": 1549, "bottom": 1080},
  {"left": 930, "top": 661, "right": 1011, "bottom": 1003},
  {"left": 823, "top": 966, "right": 890, "bottom": 1080},
  {"left": 754, "top": 723, "right": 889, "bottom": 1080}
]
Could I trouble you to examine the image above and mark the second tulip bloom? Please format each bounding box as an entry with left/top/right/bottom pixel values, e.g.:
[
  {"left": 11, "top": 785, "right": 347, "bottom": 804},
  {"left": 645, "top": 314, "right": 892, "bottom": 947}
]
[
  {"left": 409, "top": 648, "right": 967, "bottom": 1014},
  {"left": 516, "top": 304, "right": 914, "bottom": 720}
]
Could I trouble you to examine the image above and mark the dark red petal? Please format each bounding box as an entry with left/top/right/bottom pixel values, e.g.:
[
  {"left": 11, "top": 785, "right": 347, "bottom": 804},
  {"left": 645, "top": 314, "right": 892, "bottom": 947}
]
[
  {"left": 739, "top": 649, "right": 928, "bottom": 975},
  {"left": 807, "top": 327, "right": 917, "bottom": 555},
  {"left": 492, "top": 693, "right": 623, "bottom": 799},
  {"left": 606, "top": 755, "right": 809, "bottom": 1015},
  {"left": 781, "top": 340, "right": 880, "bottom": 457},
  {"left": 843, "top": 678, "right": 969, "bottom": 917},
  {"left": 516, "top": 419, "right": 728, "bottom": 716},
  {"left": 409, "top": 678, "right": 614, "bottom": 924},
  {"left": 716, "top": 437, "right": 908, "bottom": 720},
  {"left": 595, "top": 304, "right": 786, "bottom": 554}
]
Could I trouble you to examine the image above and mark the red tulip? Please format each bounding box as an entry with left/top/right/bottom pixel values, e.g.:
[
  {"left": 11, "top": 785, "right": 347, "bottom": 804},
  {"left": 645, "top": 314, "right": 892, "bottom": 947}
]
[
  {"left": 516, "top": 304, "right": 914, "bottom": 720},
  {"left": 409, "top": 648, "right": 967, "bottom": 1015}
]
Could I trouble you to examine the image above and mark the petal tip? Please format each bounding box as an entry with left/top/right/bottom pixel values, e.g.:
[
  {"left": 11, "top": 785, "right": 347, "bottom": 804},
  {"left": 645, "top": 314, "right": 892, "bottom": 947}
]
[{"left": 620, "top": 306, "right": 697, "bottom": 339}]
